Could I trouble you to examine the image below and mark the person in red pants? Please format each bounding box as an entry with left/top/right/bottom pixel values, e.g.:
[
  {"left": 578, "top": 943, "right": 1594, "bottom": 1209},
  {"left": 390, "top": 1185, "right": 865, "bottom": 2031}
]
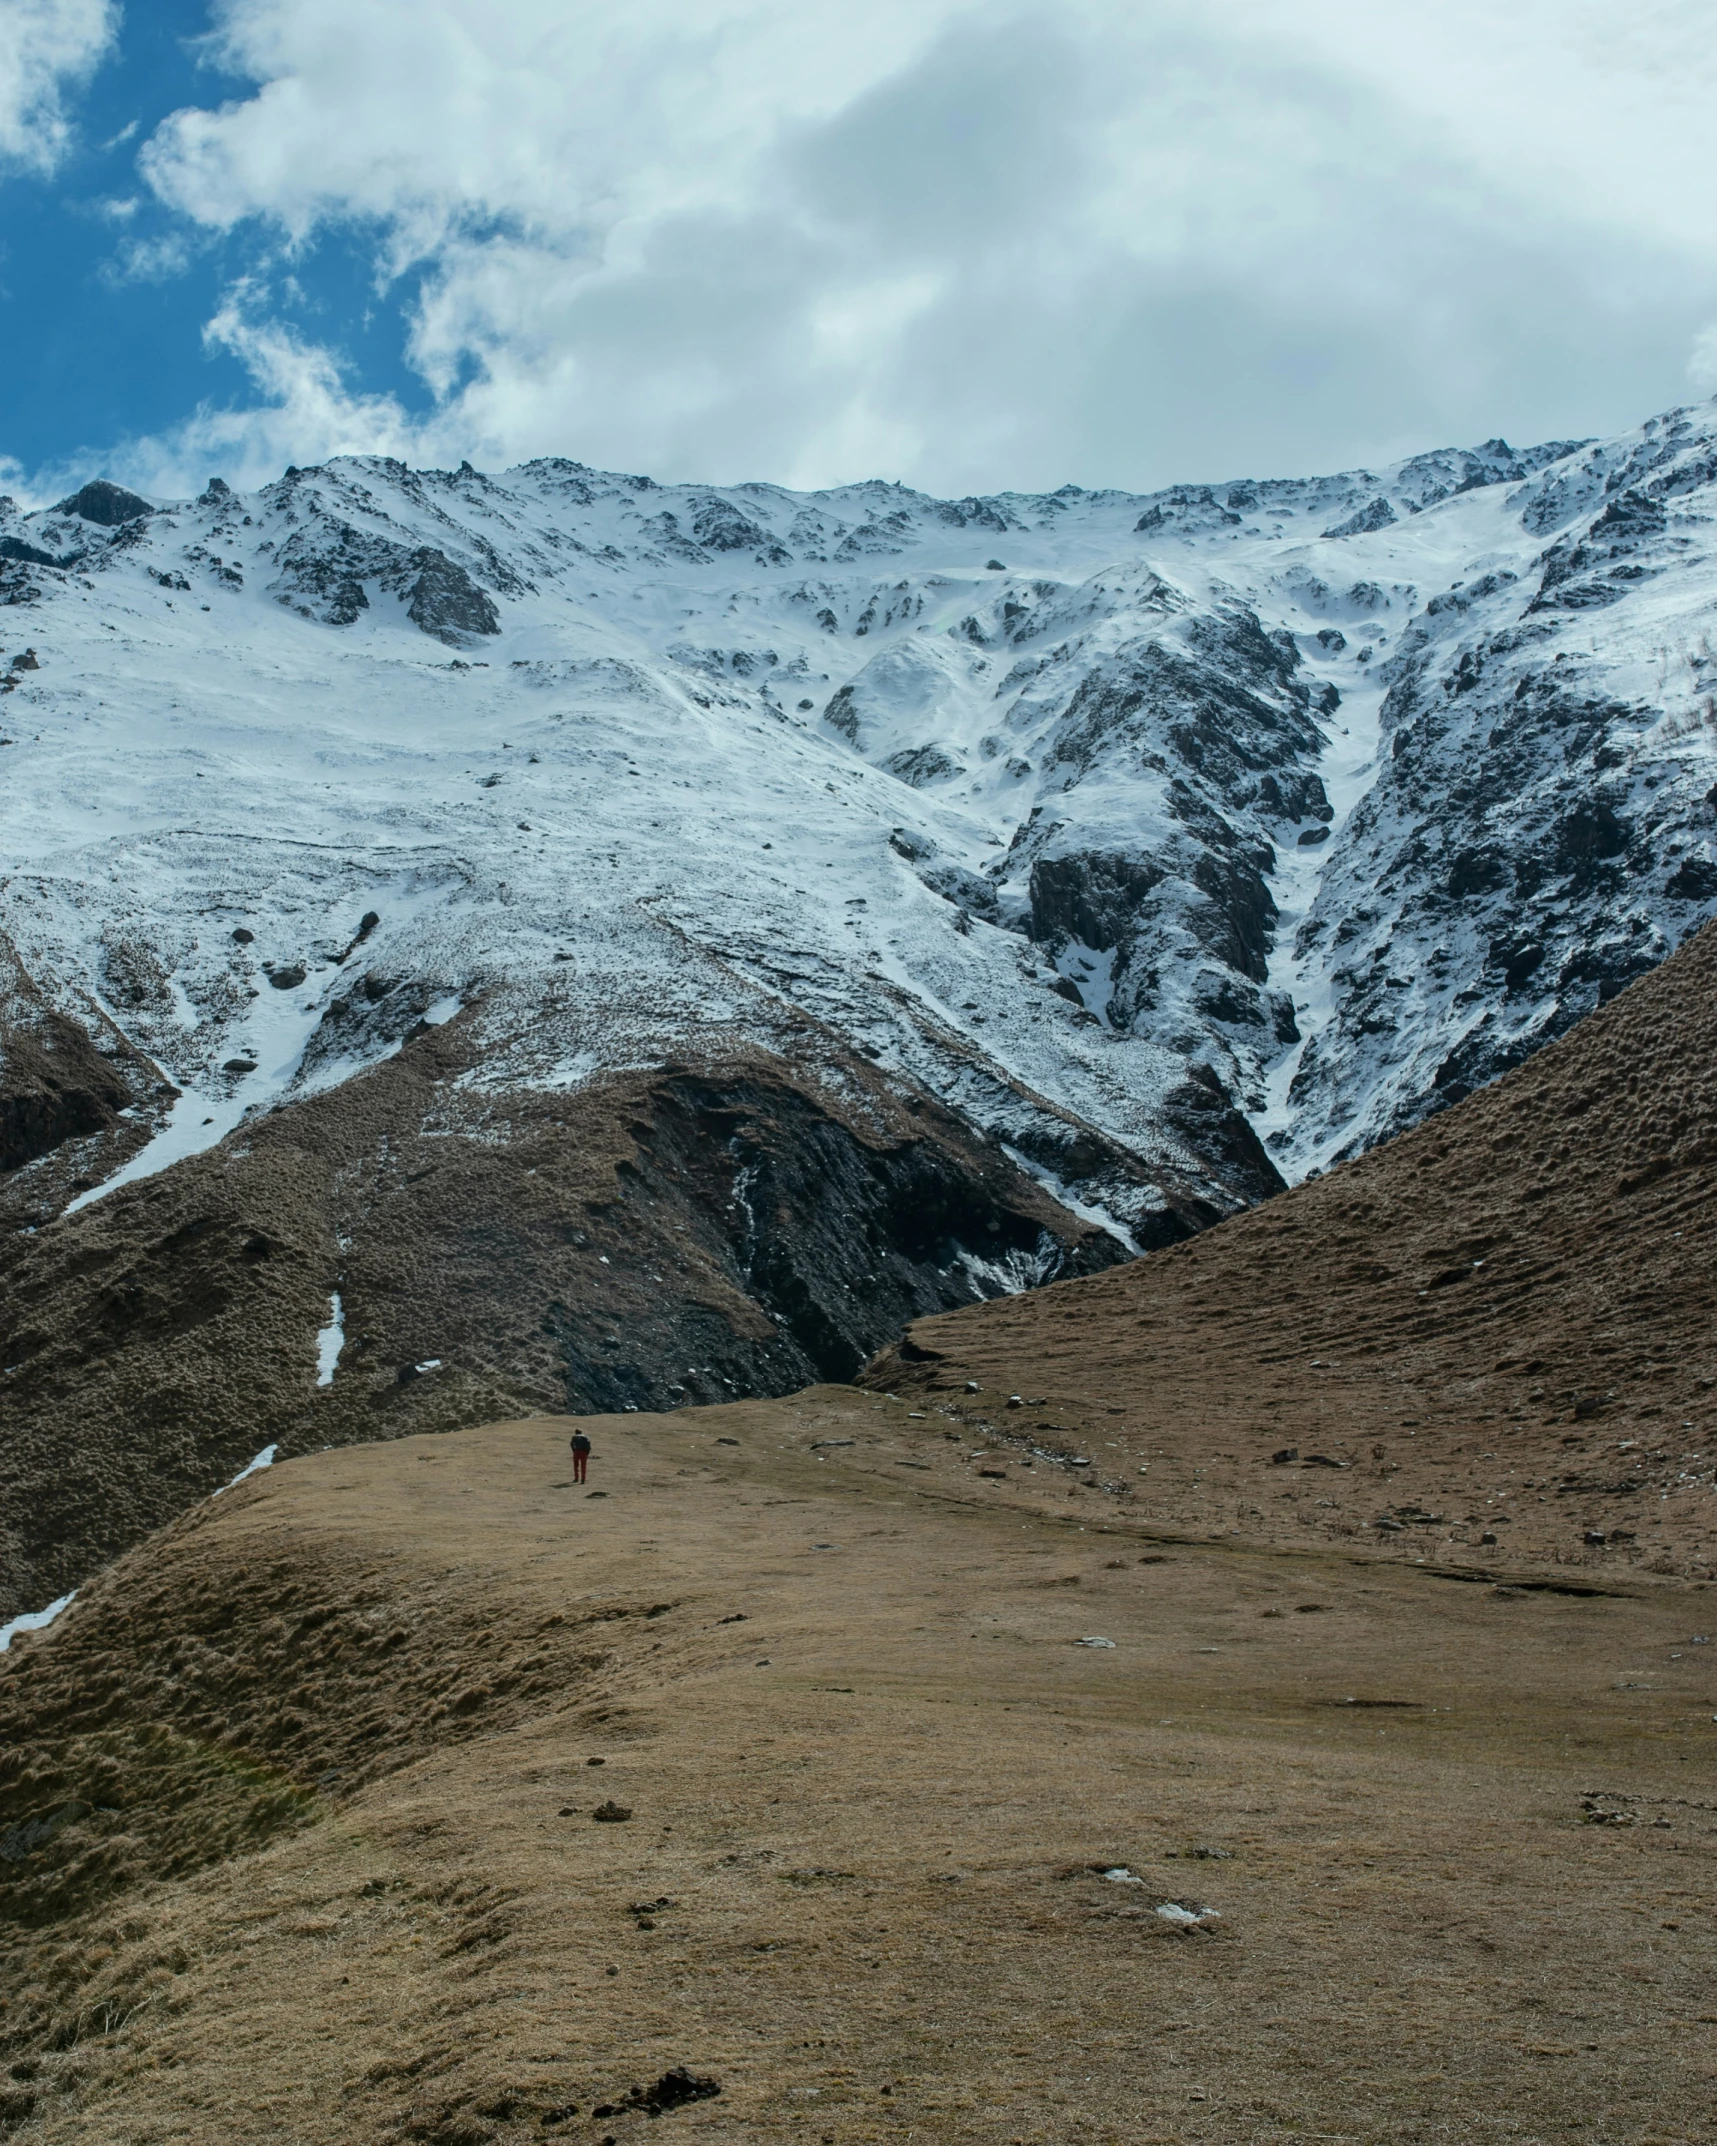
[{"left": 570, "top": 1430, "right": 592, "bottom": 1484}]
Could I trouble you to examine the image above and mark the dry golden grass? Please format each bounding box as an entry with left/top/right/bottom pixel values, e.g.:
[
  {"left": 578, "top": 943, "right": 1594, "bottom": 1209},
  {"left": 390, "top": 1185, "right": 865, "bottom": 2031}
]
[
  {"left": 4, "top": 1391, "right": 1715, "bottom": 2145},
  {"left": 866, "top": 920, "right": 1717, "bottom": 1584}
]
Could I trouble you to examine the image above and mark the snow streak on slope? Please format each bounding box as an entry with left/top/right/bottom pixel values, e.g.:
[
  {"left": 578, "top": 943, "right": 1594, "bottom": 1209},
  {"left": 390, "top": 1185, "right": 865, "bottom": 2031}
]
[{"left": 2, "top": 414, "right": 1716, "bottom": 1225}]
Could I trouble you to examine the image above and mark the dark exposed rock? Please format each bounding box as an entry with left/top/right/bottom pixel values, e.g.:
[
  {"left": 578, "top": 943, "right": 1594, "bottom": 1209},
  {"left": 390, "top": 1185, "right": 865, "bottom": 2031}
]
[
  {"left": 824, "top": 683, "right": 859, "bottom": 741},
  {"left": 1446, "top": 847, "right": 1510, "bottom": 899},
  {"left": 1028, "top": 851, "right": 1164, "bottom": 954},
  {"left": 689, "top": 497, "right": 786, "bottom": 564},
  {"left": 1530, "top": 489, "right": 1668, "bottom": 614},
  {"left": 543, "top": 1065, "right": 1125, "bottom": 1406},
  {"left": 881, "top": 745, "right": 963, "bottom": 787},
  {"left": 915, "top": 858, "right": 1000, "bottom": 921},
  {"left": 690, "top": 498, "right": 768, "bottom": 551},
  {"left": 1135, "top": 487, "right": 1240, "bottom": 535},
  {"left": 406, "top": 548, "right": 501, "bottom": 643},
  {"left": 266, "top": 506, "right": 500, "bottom": 643},
  {"left": 626, "top": 2069, "right": 720, "bottom": 2115},
  {"left": 1667, "top": 857, "right": 1717, "bottom": 901},
  {"left": 0, "top": 537, "right": 74, "bottom": 570},
  {"left": 1322, "top": 496, "right": 1397, "bottom": 539},
  {"left": 1490, "top": 938, "right": 1545, "bottom": 993},
  {"left": 1190, "top": 851, "right": 1276, "bottom": 982},
  {"left": 1158, "top": 1062, "right": 1282, "bottom": 1207},
  {"left": 1256, "top": 770, "right": 1332, "bottom": 824},
  {"left": 1554, "top": 799, "right": 1629, "bottom": 882},
  {"left": 56, "top": 480, "right": 154, "bottom": 527},
  {"left": 924, "top": 500, "right": 1012, "bottom": 537},
  {"left": 0, "top": 1012, "right": 135, "bottom": 1174}
]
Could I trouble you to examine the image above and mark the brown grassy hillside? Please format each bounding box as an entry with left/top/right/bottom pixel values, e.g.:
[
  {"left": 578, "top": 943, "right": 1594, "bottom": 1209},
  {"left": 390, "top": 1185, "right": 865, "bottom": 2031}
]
[
  {"left": 2, "top": 1403, "right": 1713, "bottom": 2145},
  {"left": 864, "top": 919, "right": 1717, "bottom": 1580}
]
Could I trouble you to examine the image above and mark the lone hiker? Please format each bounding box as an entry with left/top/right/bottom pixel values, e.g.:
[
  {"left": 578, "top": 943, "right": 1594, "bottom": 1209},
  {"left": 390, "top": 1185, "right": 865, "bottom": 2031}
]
[{"left": 570, "top": 1429, "right": 592, "bottom": 1485}]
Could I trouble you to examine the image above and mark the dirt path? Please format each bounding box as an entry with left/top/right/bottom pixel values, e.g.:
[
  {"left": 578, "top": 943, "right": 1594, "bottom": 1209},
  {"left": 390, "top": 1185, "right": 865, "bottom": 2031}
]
[{"left": 4, "top": 1393, "right": 1713, "bottom": 2144}]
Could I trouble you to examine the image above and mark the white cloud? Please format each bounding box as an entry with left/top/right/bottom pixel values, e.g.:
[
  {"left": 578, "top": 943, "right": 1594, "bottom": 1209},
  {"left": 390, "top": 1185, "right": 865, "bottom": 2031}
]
[
  {"left": 122, "top": 0, "right": 1717, "bottom": 493},
  {"left": 102, "top": 229, "right": 199, "bottom": 285},
  {"left": 0, "top": 0, "right": 117, "bottom": 173},
  {"left": 1691, "top": 326, "right": 1717, "bottom": 394}
]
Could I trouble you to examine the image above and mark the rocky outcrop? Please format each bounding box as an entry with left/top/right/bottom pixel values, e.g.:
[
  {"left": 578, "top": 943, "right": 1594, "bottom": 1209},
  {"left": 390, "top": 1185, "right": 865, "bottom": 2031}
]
[
  {"left": 268, "top": 519, "right": 501, "bottom": 642},
  {"left": 404, "top": 546, "right": 500, "bottom": 642},
  {"left": 1322, "top": 496, "right": 1396, "bottom": 539},
  {"left": 0, "top": 942, "right": 166, "bottom": 1207},
  {"left": 56, "top": 480, "right": 154, "bottom": 527},
  {"left": 0, "top": 536, "right": 75, "bottom": 570},
  {"left": 0, "top": 1013, "right": 135, "bottom": 1174},
  {"left": 1027, "top": 851, "right": 1165, "bottom": 957}
]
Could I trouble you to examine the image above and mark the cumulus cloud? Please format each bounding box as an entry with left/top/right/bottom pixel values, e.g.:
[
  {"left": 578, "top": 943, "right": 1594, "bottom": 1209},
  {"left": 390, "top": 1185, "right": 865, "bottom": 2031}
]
[
  {"left": 0, "top": 0, "right": 117, "bottom": 173},
  {"left": 118, "top": 0, "right": 1717, "bottom": 491}
]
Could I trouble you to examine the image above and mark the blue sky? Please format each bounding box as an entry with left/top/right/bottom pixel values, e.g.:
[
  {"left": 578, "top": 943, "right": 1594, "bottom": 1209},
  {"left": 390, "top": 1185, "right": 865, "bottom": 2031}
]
[
  {"left": 0, "top": 0, "right": 432, "bottom": 481},
  {"left": 3, "top": 0, "right": 1716, "bottom": 501}
]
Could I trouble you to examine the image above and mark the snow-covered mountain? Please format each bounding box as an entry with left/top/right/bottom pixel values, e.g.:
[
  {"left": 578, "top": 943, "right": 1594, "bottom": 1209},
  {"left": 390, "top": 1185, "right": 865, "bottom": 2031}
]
[
  {"left": 6, "top": 405, "right": 1717, "bottom": 1220},
  {"left": 6, "top": 399, "right": 1717, "bottom": 1612}
]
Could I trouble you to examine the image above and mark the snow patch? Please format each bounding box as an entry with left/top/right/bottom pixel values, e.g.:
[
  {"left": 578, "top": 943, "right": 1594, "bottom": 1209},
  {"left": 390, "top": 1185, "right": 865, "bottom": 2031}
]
[
  {"left": 957, "top": 1236, "right": 1061, "bottom": 1298},
  {"left": 1055, "top": 940, "right": 1116, "bottom": 1025},
  {"left": 213, "top": 1444, "right": 277, "bottom": 1495},
  {"left": 315, "top": 1293, "right": 344, "bottom": 1387},
  {"left": 0, "top": 1591, "right": 75, "bottom": 1654},
  {"left": 64, "top": 959, "right": 351, "bottom": 1214}
]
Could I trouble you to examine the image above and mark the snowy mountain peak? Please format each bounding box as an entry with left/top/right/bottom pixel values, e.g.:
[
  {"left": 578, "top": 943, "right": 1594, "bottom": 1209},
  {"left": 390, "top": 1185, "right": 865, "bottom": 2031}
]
[{"left": 2, "top": 398, "right": 1716, "bottom": 1247}]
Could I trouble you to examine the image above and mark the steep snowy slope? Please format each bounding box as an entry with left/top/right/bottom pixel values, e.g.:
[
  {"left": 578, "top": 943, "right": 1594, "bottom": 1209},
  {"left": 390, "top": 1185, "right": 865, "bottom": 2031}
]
[
  {"left": 0, "top": 461, "right": 1304, "bottom": 1250},
  {"left": 12, "top": 418, "right": 1714, "bottom": 1227},
  {"left": 1277, "top": 405, "right": 1717, "bottom": 1161}
]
